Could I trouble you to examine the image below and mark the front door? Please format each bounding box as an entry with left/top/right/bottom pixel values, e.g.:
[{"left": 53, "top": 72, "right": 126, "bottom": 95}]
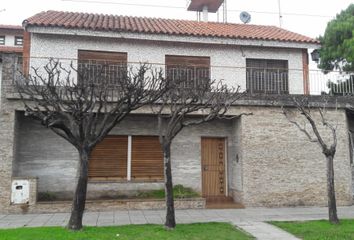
[{"left": 201, "top": 137, "right": 226, "bottom": 198}]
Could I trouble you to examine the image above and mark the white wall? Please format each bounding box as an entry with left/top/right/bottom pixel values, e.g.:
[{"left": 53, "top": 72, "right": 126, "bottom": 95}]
[
  {"left": 29, "top": 33, "right": 305, "bottom": 94},
  {"left": 2, "top": 34, "right": 21, "bottom": 47}
]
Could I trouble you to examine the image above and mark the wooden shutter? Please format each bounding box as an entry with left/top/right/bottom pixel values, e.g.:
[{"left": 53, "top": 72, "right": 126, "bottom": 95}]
[
  {"left": 165, "top": 55, "right": 210, "bottom": 67},
  {"left": 78, "top": 50, "right": 127, "bottom": 64},
  {"left": 131, "top": 136, "right": 164, "bottom": 180},
  {"left": 78, "top": 50, "right": 127, "bottom": 86},
  {"left": 88, "top": 136, "right": 128, "bottom": 180}
]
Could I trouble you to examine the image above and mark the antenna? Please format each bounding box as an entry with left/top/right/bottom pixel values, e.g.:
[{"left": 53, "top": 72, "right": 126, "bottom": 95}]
[
  {"left": 239, "top": 11, "right": 251, "bottom": 24},
  {"left": 278, "top": 0, "right": 283, "bottom": 27}
]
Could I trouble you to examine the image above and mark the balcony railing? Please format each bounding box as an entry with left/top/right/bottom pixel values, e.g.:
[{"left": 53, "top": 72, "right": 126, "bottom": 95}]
[
  {"left": 166, "top": 66, "right": 210, "bottom": 89},
  {"left": 246, "top": 68, "right": 289, "bottom": 94},
  {"left": 13, "top": 56, "right": 354, "bottom": 96},
  {"left": 77, "top": 60, "right": 127, "bottom": 87}
]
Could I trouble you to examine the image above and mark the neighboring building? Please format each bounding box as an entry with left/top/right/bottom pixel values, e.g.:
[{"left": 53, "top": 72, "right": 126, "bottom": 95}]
[
  {"left": 0, "top": 9, "right": 353, "bottom": 213},
  {"left": 0, "top": 25, "right": 23, "bottom": 98}
]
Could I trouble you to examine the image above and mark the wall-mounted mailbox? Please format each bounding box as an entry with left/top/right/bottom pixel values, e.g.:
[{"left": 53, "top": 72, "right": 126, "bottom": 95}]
[{"left": 11, "top": 180, "right": 30, "bottom": 204}]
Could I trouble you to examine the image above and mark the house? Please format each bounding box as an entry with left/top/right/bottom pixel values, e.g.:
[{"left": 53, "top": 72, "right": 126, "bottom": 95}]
[
  {"left": 0, "top": 25, "right": 23, "bottom": 95},
  {"left": 0, "top": 7, "right": 353, "bottom": 214}
]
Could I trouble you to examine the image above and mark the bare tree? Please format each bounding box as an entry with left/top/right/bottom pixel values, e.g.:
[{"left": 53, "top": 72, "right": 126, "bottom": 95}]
[
  {"left": 154, "top": 79, "right": 246, "bottom": 229},
  {"left": 16, "top": 59, "right": 167, "bottom": 230},
  {"left": 282, "top": 97, "right": 339, "bottom": 224}
]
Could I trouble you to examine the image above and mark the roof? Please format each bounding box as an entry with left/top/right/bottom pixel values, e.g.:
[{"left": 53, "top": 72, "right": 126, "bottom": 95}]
[
  {"left": 0, "top": 46, "right": 23, "bottom": 53},
  {"left": 0, "top": 25, "right": 23, "bottom": 30},
  {"left": 23, "top": 10, "right": 319, "bottom": 44}
]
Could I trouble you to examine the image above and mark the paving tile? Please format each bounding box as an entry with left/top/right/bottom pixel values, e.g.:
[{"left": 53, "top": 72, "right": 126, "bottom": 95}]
[
  {"left": 45, "top": 213, "right": 70, "bottom": 227},
  {"left": 2, "top": 206, "right": 354, "bottom": 239},
  {"left": 97, "top": 212, "right": 114, "bottom": 226}
]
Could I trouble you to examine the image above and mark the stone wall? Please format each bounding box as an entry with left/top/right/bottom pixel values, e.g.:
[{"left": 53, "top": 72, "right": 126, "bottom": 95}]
[
  {"left": 5, "top": 198, "right": 206, "bottom": 214},
  {"left": 238, "top": 106, "right": 353, "bottom": 207},
  {"left": 0, "top": 54, "right": 22, "bottom": 213},
  {"left": 347, "top": 112, "right": 354, "bottom": 195},
  {"left": 14, "top": 112, "right": 236, "bottom": 200}
]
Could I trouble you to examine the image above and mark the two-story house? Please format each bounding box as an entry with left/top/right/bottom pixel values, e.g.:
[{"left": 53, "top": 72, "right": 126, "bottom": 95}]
[{"left": 0, "top": 8, "right": 353, "bottom": 213}]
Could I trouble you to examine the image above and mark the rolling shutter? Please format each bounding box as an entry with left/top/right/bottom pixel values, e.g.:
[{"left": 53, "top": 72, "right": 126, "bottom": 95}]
[
  {"left": 131, "top": 136, "right": 164, "bottom": 180},
  {"left": 88, "top": 136, "right": 128, "bottom": 180}
]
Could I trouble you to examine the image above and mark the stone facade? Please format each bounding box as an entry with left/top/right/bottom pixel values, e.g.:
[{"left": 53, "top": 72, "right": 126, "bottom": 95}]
[
  {"left": 14, "top": 112, "right": 235, "bottom": 200},
  {"left": 0, "top": 51, "right": 354, "bottom": 213},
  {"left": 235, "top": 106, "right": 353, "bottom": 207}
]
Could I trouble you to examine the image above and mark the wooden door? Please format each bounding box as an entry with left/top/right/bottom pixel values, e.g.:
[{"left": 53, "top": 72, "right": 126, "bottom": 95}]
[{"left": 201, "top": 137, "right": 226, "bottom": 198}]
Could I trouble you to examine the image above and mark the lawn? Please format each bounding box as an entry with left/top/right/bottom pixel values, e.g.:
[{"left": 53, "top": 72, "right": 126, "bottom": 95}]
[
  {"left": 271, "top": 219, "right": 354, "bottom": 240},
  {"left": 0, "top": 222, "right": 254, "bottom": 240}
]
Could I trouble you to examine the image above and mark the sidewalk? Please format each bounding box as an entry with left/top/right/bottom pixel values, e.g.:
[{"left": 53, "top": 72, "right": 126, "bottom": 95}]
[{"left": 1, "top": 206, "right": 354, "bottom": 239}]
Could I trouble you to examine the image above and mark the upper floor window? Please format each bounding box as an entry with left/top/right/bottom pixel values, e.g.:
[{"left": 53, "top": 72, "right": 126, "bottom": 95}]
[
  {"left": 14, "top": 36, "right": 23, "bottom": 46},
  {"left": 165, "top": 55, "right": 210, "bottom": 89},
  {"left": 77, "top": 50, "right": 127, "bottom": 86},
  {"left": 0, "top": 36, "right": 5, "bottom": 45},
  {"left": 246, "top": 58, "right": 289, "bottom": 94}
]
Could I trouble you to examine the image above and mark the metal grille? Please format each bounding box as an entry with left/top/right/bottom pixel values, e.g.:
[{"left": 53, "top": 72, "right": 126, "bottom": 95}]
[
  {"left": 77, "top": 60, "right": 127, "bottom": 87},
  {"left": 246, "top": 59, "right": 289, "bottom": 94},
  {"left": 166, "top": 65, "right": 210, "bottom": 89}
]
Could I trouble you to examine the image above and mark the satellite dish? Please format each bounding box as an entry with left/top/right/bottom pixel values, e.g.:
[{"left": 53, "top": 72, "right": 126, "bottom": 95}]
[{"left": 240, "top": 11, "right": 251, "bottom": 24}]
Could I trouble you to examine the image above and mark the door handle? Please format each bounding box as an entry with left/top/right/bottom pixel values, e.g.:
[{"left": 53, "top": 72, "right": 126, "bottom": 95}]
[{"left": 203, "top": 166, "right": 208, "bottom": 171}]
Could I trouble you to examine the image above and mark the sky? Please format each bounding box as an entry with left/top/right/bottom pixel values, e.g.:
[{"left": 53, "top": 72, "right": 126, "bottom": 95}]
[{"left": 0, "top": 0, "right": 352, "bottom": 39}]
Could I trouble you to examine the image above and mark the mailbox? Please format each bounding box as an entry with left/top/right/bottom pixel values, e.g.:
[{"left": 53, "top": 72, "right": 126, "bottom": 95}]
[{"left": 11, "top": 180, "right": 30, "bottom": 204}]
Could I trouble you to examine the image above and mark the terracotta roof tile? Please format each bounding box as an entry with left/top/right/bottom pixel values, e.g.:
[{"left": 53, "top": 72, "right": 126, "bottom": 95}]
[
  {"left": 0, "top": 25, "right": 23, "bottom": 30},
  {"left": 24, "top": 10, "right": 319, "bottom": 44}
]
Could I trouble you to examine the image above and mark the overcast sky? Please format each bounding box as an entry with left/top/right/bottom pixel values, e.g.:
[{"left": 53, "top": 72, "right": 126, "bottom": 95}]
[{"left": 0, "top": 0, "right": 352, "bottom": 39}]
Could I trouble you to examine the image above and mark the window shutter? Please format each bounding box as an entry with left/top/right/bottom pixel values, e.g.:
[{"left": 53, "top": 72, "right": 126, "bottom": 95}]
[
  {"left": 77, "top": 50, "right": 128, "bottom": 86},
  {"left": 88, "top": 136, "right": 128, "bottom": 180},
  {"left": 131, "top": 136, "right": 164, "bottom": 180}
]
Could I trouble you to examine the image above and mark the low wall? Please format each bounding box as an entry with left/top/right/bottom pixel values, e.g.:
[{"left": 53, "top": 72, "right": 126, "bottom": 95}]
[{"left": 2, "top": 198, "right": 206, "bottom": 214}]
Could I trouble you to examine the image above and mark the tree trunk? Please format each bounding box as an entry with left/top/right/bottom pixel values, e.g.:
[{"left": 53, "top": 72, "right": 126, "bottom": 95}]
[
  {"left": 67, "top": 148, "right": 90, "bottom": 230},
  {"left": 326, "top": 154, "right": 339, "bottom": 224},
  {"left": 163, "top": 142, "right": 176, "bottom": 229}
]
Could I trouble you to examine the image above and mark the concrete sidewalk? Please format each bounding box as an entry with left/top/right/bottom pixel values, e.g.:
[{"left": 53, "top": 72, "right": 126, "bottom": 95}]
[{"left": 1, "top": 206, "right": 354, "bottom": 239}]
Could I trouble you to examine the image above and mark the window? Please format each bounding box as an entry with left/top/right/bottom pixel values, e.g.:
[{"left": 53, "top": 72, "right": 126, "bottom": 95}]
[
  {"left": 14, "top": 36, "right": 23, "bottom": 46},
  {"left": 78, "top": 50, "right": 127, "bottom": 86},
  {"left": 88, "top": 135, "right": 163, "bottom": 181},
  {"left": 246, "top": 59, "right": 289, "bottom": 94},
  {"left": 88, "top": 136, "right": 128, "bottom": 180},
  {"left": 0, "top": 36, "right": 5, "bottom": 45},
  {"left": 131, "top": 136, "right": 164, "bottom": 180},
  {"left": 165, "top": 55, "right": 210, "bottom": 88}
]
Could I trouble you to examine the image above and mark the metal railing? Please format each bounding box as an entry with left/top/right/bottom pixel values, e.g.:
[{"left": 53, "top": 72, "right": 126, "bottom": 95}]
[
  {"left": 309, "top": 70, "right": 354, "bottom": 96},
  {"left": 14, "top": 56, "right": 354, "bottom": 96},
  {"left": 166, "top": 66, "right": 210, "bottom": 89},
  {"left": 77, "top": 60, "right": 127, "bottom": 87},
  {"left": 246, "top": 68, "right": 289, "bottom": 94}
]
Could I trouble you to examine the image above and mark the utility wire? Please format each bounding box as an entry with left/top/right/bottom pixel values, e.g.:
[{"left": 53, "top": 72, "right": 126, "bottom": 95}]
[{"left": 62, "top": 0, "right": 334, "bottom": 18}]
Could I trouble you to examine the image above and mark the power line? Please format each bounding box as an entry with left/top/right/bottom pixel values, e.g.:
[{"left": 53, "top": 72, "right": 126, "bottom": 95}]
[
  {"left": 61, "top": 0, "right": 186, "bottom": 10},
  {"left": 61, "top": 0, "right": 334, "bottom": 19}
]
